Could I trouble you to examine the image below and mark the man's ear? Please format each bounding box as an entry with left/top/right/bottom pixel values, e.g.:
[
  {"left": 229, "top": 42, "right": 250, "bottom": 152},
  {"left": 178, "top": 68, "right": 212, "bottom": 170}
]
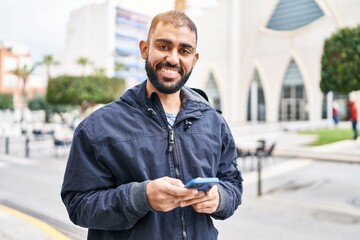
[
  {"left": 139, "top": 40, "right": 148, "bottom": 60},
  {"left": 192, "top": 52, "right": 199, "bottom": 66}
]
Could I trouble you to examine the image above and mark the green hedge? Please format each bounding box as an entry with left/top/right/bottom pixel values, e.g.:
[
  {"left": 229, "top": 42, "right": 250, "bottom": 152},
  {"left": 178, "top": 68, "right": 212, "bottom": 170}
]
[
  {"left": 0, "top": 93, "right": 13, "bottom": 110},
  {"left": 46, "top": 75, "right": 125, "bottom": 105}
]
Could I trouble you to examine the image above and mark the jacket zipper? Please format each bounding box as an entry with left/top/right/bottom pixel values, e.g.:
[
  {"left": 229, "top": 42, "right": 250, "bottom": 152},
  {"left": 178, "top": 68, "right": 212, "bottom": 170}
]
[
  {"left": 149, "top": 105, "right": 188, "bottom": 240},
  {"left": 168, "top": 128, "right": 180, "bottom": 177},
  {"left": 168, "top": 128, "right": 187, "bottom": 240}
]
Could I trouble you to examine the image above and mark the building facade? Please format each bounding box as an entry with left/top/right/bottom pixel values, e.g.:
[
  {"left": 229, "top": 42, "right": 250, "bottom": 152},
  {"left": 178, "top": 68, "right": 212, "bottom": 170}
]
[
  {"left": 60, "top": 0, "right": 150, "bottom": 88},
  {"left": 0, "top": 41, "right": 44, "bottom": 108},
  {"left": 60, "top": 0, "right": 360, "bottom": 125},
  {"left": 189, "top": 0, "right": 360, "bottom": 125}
]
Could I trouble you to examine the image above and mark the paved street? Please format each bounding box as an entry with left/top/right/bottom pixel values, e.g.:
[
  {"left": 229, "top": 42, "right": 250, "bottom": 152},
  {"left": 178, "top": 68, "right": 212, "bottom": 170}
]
[
  {"left": 0, "top": 152, "right": 87, "bottom": 240},
  {"left": 0, "top": 121, "right": 360, "bottom": 239},
  {"left": 215, "top": 159, "right": 360, "bottom": 240}
]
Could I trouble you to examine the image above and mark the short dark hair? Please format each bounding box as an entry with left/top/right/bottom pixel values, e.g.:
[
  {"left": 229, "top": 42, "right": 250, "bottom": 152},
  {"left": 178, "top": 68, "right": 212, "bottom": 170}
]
[{"left": 147, "top": 10, "right": 198, "bottom": 44}]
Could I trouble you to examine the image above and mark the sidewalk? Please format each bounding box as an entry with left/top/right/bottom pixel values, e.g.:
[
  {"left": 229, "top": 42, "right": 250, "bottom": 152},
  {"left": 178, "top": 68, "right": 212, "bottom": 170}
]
[
  {"left": 0, "top": 204, "right": 69, "bottom": 240},
  {"left": 0, "top": 120, "right": 359, "bottom": 239},
  {"left": 215, "top": 158, "right": 360, "bottom": 240},
  {"left": 232, "top": 121, "right": 360, "bottom": 163}
]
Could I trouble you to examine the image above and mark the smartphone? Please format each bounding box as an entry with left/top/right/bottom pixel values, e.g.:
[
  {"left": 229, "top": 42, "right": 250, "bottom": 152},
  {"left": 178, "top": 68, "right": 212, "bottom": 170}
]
[{"left": 184, "top": 177, "right": 219, "bottom": 191}]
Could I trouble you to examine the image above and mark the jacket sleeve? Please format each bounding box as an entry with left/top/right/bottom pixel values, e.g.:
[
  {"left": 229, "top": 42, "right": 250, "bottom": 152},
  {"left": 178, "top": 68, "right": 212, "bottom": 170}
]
[
  {"left": 61, "top": 123, "right": 152, "bottom": 230},
  {"left": 211, "top": 121, "right": 243, "bottom": 220}
]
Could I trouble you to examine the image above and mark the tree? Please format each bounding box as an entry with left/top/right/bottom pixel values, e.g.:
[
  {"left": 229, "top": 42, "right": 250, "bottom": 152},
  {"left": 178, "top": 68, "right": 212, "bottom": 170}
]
[
  {"left": 12, "top": 64, "right": 38, "bottom": 104},
  {"left": 114, "top": 62, "right": 129, "bottom": 78},
  {"left": 0, "top": 93, "right": 13, "bottom": 110},
  {"left": 320, "top": 25, "right": 360, "bottom": 94},
  {"left": 12, "top": 64, "right": 38, "bottom": 122},
  {"left": 28, "top": 95, "right": 74, "bottom": 123},
  {"left": 41, "top": 54, "right": 59, "bottom": 80},
  {"left": 93, "top": 67, "right": 106, "bottom": 77},
  {"left": 114, "top": 62, "right": 127, "bottom": 72},
  {"left": 46, "top": 75, "right": 125, "bottom": 113},
  {"left": 76, "top": 56, "right": 91, "bottom": 76}
]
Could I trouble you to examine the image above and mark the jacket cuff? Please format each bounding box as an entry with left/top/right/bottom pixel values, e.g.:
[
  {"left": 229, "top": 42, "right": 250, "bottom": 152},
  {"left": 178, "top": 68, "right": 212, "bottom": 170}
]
[
  {"left": 129, "top": 180, "right": 152, "bottom": 215},
  {"left": 212, "top": 185, "right": 229, "bottom": 218}
]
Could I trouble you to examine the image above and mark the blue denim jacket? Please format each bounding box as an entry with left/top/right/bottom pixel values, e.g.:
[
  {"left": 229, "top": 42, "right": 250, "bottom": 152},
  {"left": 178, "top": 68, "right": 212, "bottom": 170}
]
[{"left": 61, "top": 81, "right": 243, "bottom": 240}]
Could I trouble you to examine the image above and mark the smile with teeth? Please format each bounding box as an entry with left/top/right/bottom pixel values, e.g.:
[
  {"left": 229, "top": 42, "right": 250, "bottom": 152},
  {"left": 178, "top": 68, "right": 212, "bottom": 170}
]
[{"left": 160, "top": 67, "right": 180, "bottom": 78}]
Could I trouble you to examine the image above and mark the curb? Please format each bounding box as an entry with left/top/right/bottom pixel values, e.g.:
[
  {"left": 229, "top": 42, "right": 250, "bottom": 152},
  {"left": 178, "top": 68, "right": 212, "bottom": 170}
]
[
  {"left": 0, "top": 204, "right": 69, "bottom": 240},
  {"left": 274, "top": 149, "right": 360, "bottom": 164}
]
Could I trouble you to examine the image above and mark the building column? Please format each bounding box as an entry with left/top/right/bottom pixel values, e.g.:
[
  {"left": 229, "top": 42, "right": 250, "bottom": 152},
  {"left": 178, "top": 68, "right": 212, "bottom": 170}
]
[
  {"left": 326, "top": 91, "right": 333, "bottom": 121},
  {"left": 251, "top": 81, "right": 258, "bottom": 123},
  {"left": 228, "top": 0, "right": 241, "bottom": 124}
]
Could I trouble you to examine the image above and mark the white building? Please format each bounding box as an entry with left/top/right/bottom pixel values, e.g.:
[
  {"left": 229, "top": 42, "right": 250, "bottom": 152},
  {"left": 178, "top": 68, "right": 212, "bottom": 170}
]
[
  {"left": 189, "top": 0, "right": 360, "bottom": 124},
  {"left": 60, "top": 0, "right": 151, "bottom": 87}
]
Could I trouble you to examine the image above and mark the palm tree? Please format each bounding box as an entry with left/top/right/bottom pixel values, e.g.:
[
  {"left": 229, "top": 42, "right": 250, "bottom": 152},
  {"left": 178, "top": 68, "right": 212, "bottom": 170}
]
[
  {"left": 114, "top": 62, "right": 128, "bottom": 72},
  {"left": 12, "top": 63, "right": 38, "bottom": 122},
  {"left": 41, "top": 54, "right": 59, "bottom": 80},
  {"left": 76, "top": 56, "right": 91, "bottom": 76},
  {"left": 93, "top": 67, "right": 106, "bottom": 77},
  {"left": 113, "top": 62, "right": 130, "bottom": 80}
]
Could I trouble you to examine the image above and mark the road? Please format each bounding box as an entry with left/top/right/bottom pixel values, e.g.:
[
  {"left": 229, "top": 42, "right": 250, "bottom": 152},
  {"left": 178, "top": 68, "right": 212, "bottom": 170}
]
[
  {"left": 215, "top": 158, "right": 360, "bottom": 240},
  {"left": 0, "top": 143, "right": 87, "bottom": 239},
  {"left": 0, "top": 136, "right": 360, "bottom": 239}
]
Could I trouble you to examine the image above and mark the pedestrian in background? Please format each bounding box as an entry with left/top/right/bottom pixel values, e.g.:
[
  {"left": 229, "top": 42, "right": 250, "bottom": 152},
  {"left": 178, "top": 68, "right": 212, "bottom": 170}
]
[
  {"left": 61, "top": 10, "right": 243, "bottom": 240},
  {"left": 332, "top": 101, "right": 339, "bottom": 126},
  {"left": 348, "top": 99, "right": 358, "bottom": 140}
]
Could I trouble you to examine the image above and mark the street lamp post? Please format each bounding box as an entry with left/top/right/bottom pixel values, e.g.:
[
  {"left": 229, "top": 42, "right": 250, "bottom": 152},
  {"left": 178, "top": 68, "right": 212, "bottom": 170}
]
[{"left": 175, "top": 0, "right": 186, "bottom": 11}]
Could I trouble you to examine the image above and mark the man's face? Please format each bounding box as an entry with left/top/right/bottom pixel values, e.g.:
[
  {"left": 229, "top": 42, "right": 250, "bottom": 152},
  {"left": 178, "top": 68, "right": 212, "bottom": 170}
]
[{"left": 140, "top": 22, "right": 199, "bottom": 94}]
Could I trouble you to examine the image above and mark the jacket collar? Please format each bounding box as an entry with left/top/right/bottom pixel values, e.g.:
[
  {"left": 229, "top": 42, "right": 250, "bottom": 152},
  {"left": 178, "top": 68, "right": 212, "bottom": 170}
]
[{"left": 120, "top": 80, "right": 213, "bottom": 118}]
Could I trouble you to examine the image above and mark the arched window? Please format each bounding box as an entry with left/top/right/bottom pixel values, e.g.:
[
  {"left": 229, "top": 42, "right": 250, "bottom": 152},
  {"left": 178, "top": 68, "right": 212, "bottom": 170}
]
[
  {"left": 279, "top": 59, "right": 309, "bottom": 121},
  {"left": 205, "top": 72, "right": 221, "bottom": 110},
  {"left": 267, "top": 0, "right": 324, "bottom": 31},
  {"left": 247, "top": 70, "right": 266, "bottom": 122}
]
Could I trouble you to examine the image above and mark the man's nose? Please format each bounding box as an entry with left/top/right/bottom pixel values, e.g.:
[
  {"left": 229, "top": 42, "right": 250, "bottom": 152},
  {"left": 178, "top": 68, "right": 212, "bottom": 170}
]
[{"left": 166, "top": 50, "right": 180, "bottom": 65}]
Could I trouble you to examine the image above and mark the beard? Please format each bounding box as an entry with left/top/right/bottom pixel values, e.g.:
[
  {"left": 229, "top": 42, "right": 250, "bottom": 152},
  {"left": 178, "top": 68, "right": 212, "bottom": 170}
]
[{"left": 145, "top": 59, "right": 192, "bottom": 94}]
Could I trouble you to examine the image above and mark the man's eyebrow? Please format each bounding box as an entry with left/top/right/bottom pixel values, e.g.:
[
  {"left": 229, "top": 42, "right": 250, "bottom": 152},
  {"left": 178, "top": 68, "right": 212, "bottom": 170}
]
[
  {"left": 180, "top": 43, "right": 195, "bottom": 50},
  {"left": 154, "top": 38, "right": 172, "bottom": 44},
  {"left": 154, "top": 38, "right": 195, "bottom": 50}
]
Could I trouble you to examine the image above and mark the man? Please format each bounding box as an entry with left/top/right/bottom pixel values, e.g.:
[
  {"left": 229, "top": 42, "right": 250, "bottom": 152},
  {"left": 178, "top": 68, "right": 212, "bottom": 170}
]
[
  {"left": 348, "top": 99, "right": 358, "bottom": 140},
  {"left": 61, "top": 10, "right": 243, "bottom": 240}
]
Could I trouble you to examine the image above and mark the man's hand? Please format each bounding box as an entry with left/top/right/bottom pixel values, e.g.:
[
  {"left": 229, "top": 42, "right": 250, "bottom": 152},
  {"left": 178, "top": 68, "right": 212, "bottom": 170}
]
[
  {"left": 146, "top": 177, "right": 205, "bottom": 212},
  {"left": 179, "top": 185, "right": 220, "bottom": 214}
]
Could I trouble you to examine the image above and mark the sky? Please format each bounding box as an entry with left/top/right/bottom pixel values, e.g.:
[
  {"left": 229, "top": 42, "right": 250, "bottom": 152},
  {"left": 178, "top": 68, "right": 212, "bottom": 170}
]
[{"left": 0, "top": 0, "right": 176, "bottom": 62}]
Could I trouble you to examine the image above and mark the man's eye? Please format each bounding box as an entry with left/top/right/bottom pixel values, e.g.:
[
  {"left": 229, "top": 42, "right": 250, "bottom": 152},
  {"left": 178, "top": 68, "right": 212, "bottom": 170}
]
[
  {"left": 181, "top": 49, "right": 191, "bottom": 55},
  {"left": 158, "top": 45, "right": 168, "bottom": 50}
]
